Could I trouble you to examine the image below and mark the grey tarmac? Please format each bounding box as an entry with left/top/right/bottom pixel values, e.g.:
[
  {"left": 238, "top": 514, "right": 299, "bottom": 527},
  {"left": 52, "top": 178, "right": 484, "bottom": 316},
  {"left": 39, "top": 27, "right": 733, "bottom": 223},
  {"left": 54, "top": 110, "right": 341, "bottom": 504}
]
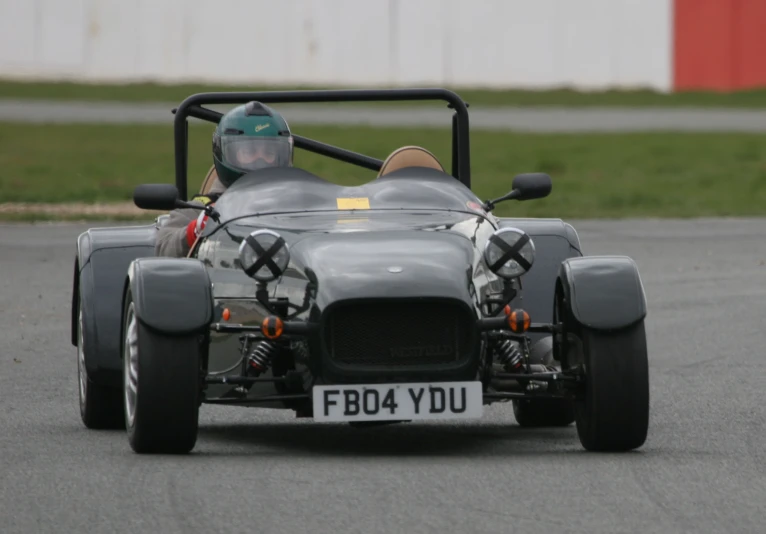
[
  {"left": 1, "top": 218, "right": 766, "bottom": 534},
  {"left": 2, "top": 98, "right": 766, "bottom": 131}
]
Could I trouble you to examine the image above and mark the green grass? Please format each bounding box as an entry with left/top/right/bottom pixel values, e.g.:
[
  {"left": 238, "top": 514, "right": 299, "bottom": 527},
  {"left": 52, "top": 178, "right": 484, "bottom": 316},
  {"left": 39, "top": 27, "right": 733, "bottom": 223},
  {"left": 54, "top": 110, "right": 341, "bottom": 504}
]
[
  {"left": 2, "top": 79, "right": 766, "bottom": 108},
  {"left": 1, "top": 121, "right": 766, "bottom": 219}
]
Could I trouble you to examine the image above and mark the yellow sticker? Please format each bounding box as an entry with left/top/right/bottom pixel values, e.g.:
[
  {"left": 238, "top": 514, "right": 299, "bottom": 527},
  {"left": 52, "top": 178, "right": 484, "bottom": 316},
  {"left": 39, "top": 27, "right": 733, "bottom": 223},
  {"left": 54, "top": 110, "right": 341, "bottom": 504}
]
[
  {"left": 191, "top": 195, "right": 212, "bottom": 205},
  {"left": 336, "top": 197, "right": 370, "bottom": 210}
]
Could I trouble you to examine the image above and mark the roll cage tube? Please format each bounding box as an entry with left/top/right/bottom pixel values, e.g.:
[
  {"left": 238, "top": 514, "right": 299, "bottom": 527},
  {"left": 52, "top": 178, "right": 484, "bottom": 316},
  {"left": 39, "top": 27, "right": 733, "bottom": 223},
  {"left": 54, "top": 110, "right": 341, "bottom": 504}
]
[{"left": 171, "top": 89, "right": 471, "bottom": 200}]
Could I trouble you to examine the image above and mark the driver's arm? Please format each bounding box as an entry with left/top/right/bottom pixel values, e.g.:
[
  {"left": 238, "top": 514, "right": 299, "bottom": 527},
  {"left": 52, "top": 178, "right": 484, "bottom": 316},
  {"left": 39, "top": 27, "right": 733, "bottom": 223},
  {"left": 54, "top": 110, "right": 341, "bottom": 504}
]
[
  {"left": 155, "top": 205, "right": 207, "bottom": 257},
  {"left": 156, "top": 176, "right": 226, "bottom": 257}
]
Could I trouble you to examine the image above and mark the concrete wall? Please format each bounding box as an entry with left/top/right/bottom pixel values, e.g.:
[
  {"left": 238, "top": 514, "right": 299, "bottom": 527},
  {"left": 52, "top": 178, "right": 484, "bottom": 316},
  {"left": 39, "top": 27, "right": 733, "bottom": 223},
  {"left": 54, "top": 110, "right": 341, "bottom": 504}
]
[{"left": 0, "top": 0, "right": 673, "bottom": 90}]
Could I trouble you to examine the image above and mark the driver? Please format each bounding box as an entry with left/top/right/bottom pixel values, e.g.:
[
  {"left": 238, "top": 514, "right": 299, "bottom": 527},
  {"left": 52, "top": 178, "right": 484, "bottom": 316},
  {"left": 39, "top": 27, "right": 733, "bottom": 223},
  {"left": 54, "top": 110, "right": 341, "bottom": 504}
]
[{"left": 155, "top": 101, "right": 294, "bottom": 257}]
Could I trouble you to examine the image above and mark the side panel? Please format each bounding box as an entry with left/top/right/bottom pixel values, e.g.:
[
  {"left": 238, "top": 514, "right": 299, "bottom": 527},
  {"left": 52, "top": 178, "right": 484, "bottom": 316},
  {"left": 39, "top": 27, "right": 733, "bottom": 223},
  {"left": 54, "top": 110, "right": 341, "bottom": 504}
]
[
  {"left": 128, "top": 257, "right": 213, "bottom": 335},
  {"left": 558, "top": 255, "right": 647, "bottom": 331},
  {"left": 74, "top": 223, "right": 158, "bottom": 385},
  {"left": 497, "top": 218, "right": 582, "bottom": 338}
]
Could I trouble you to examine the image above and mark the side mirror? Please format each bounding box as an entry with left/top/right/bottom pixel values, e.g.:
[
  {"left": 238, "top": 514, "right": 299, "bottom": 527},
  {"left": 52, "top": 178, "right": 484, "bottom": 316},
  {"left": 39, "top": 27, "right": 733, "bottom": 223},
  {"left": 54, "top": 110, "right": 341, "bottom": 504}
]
[
  {"left": 482, "top": 173, "right": 552, "bottom": 211},
  {"left": 134, "top": 183, "right": 223, "bottom": 222},
  {"left": 511, "top": 173, "right": 552, "bottom": 201},
  {"left": 133, "top": 184, "right": 180, "bottom": 211}
]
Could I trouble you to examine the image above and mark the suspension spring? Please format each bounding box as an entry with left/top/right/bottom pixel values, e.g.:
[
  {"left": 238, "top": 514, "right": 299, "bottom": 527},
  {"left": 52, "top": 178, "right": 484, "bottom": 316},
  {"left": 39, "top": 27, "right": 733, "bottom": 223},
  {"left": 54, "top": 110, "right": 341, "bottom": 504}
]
[
  {"left": 247, "top": 340, "right": 278, "bottom": 376},
  {"left": 495, "top": 339, "right": 523, "bottom": 371}
]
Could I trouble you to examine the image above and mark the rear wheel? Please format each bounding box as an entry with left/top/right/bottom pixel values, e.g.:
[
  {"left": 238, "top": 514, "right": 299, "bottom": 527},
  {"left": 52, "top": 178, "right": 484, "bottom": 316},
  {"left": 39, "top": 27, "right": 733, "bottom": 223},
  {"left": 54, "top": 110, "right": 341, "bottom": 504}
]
[
  {"left": 513, "top": 398, "right": 574, "bottom": 427},
  {"left": 574, "top": 321, "right": 650, "bottom": 452},
  {"left": 77, "top": 295, "right": 124, "bottom": 430},
  {"left": 512, "top": 336, "right": 575, "bottom": 427},
  {"left": 122, "top": 288, "right": 203, "bottom": 454}
]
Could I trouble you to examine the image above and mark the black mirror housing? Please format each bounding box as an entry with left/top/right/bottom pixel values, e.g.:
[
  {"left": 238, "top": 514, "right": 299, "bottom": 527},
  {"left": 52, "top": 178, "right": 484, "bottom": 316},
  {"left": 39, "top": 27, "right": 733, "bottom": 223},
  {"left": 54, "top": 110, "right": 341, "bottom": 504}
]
[
  {"left": 482, "top": 172, "right": 553, "bottom": 211},
  {"left": 511, "top": 173, "right": 552, "bottom": 201},
  {"left": 133, "top": 184, "right": 180, "bottom": 211}
]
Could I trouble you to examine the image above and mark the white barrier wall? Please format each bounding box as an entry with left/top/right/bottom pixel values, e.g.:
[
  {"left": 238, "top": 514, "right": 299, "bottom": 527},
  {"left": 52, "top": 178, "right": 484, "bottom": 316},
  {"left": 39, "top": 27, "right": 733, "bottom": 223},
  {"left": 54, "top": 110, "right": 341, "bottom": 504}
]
[{"left": 0, "top": 0, "right": 673, "bottom": 91}]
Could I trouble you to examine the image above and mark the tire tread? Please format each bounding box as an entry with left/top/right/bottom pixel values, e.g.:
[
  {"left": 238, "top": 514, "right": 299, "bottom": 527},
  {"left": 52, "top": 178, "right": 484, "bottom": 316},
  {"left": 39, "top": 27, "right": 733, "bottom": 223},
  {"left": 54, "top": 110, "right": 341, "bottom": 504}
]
[{"left": 575, "top": 322, "right": 650, "bottom": 452}]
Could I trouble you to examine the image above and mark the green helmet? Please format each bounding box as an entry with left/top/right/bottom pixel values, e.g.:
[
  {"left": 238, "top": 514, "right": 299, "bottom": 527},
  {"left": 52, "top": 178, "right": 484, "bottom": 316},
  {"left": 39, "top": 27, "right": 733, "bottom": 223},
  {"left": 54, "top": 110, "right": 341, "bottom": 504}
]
[{"left": 212, "top": 101, "right": 294, "bottom": 187}]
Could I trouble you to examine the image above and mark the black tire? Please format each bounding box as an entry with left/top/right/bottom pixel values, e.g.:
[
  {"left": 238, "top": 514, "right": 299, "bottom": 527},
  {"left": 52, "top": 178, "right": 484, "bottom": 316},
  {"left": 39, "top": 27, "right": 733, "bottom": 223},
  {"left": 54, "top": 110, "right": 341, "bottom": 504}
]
[
  {"left": 76, "top": 290, "right": 124, "bottom": 430},
  {"left": 513, "top": 398, "right": 575, "bottom": 427},
  {"left": 574, "top": 321, "right": 649, "bottom": 452},
  {"left": 122, "top": 288, "right": 202, "bottom": 454}
]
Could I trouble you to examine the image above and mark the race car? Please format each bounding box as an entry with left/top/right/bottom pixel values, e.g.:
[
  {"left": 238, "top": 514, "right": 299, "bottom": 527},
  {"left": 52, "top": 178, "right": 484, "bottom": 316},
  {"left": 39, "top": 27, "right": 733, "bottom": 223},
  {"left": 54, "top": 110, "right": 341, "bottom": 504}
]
[{"left": 71, "top": 88, "right": 649, "bottom": 454}]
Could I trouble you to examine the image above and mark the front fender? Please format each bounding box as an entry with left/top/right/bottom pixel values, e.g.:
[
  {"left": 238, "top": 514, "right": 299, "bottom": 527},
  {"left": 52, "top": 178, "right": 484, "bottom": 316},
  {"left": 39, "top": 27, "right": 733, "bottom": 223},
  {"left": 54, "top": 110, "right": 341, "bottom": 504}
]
[
  {"left": 496, "top": 218, "right": 583, "bottom": 341},
  {"left": 72, "top": 223, "right": 158, "bottom": 384},
  {"left": 126, "top": 257, "right": 214, "bottom": 335},
  {"left": 558, "top": 256, "right": 647, "bottom": 331}
]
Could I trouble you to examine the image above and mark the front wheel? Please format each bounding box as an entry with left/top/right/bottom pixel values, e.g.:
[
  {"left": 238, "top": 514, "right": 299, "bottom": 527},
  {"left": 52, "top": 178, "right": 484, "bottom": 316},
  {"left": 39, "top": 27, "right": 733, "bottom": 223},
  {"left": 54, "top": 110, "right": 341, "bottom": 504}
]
[
  {"left": 574, "top": 321, "right": 650, "bottom": 452},
  {"left": 122, "top": 288, "right": 203, "bottom": 454}
]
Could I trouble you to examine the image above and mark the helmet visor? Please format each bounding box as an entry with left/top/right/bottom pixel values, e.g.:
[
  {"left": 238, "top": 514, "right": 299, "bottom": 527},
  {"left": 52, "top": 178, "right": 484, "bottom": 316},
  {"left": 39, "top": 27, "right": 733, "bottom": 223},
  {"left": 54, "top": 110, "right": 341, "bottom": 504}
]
[{"left": 221, "top": 136, "right": 293, "bottom": 172}]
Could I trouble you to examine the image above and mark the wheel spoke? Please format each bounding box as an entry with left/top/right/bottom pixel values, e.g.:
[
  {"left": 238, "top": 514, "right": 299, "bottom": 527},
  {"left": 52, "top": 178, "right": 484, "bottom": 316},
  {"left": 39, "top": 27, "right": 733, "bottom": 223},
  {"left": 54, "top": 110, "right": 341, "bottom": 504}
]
[
  {"left": 77, "top": 309, "right": 87, "bottom": 404},
  {"left": 124, "top": 304, "right": 139, "bottom": 427}
]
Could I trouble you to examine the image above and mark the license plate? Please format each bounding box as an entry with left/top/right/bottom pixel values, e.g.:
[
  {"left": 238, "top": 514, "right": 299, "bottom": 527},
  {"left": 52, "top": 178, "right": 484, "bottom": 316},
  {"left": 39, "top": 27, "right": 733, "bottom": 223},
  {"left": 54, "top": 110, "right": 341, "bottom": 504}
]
[{"left": 312, "top": 381, "right": 483, "bottom": 422}]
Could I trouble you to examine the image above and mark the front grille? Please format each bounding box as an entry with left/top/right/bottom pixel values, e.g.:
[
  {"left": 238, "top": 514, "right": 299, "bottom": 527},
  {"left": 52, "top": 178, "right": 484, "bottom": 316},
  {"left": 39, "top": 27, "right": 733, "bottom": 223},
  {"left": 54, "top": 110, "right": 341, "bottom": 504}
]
[{"left": 324, "top": 300, "right": 473, "bottom": 368}]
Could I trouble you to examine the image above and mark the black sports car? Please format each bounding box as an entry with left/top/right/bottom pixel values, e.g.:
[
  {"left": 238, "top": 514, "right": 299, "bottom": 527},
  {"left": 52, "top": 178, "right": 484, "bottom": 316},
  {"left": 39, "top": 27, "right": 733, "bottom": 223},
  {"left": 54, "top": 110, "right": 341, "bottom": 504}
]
[{"left": 71, "top": 88, "right": 649, "bottom": 454}]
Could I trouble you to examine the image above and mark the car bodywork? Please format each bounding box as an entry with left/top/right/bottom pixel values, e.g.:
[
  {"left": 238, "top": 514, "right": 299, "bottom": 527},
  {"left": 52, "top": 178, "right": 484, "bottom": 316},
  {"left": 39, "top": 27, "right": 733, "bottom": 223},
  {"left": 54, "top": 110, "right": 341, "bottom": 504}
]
[{"left": 72, "top": 88, "right": 648, "bottom": 451}]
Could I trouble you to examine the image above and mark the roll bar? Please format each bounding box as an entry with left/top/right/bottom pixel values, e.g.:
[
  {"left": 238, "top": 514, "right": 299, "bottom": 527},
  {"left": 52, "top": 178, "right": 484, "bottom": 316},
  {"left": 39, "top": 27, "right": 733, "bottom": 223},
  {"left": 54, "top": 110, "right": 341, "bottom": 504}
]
[{"left": 171, "top": 88, "right": 470, "bottom": 200}]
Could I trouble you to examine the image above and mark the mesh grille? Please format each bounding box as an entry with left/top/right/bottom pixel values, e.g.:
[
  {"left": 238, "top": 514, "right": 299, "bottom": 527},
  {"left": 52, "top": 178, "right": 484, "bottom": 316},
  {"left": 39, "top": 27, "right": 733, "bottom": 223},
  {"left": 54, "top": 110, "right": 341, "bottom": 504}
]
[{"left": 325, "top": 300, "right": 472, "bottom": 367}]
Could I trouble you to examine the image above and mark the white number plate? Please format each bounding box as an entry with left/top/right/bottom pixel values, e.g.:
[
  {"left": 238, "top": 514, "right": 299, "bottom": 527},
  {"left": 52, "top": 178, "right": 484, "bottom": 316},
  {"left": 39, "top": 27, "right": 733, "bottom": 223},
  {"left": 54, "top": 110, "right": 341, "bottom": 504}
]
[{"left": 312, "top": 381, "right": 483, "bottom": 422}]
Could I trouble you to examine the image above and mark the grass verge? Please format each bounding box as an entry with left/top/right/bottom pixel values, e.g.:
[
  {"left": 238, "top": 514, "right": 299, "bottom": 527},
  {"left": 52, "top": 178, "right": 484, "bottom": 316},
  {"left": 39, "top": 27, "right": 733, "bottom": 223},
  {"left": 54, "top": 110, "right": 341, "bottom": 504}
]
[
  {"left": 1, "top": 122, "right": 765, "bottom": 220},
  {"left": 1, "top": 79, "right": 766, "bottom": 108}
]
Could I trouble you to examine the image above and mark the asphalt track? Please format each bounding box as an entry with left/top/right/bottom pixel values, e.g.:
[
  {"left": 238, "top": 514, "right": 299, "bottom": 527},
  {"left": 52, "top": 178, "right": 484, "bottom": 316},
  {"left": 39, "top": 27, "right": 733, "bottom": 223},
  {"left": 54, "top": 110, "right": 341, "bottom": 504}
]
[
  {"left": 2, "top": 98, "right": 766, "bottom": 131},
  {"left": 2, "top": 218, "right": 766, "bottom": 534}
]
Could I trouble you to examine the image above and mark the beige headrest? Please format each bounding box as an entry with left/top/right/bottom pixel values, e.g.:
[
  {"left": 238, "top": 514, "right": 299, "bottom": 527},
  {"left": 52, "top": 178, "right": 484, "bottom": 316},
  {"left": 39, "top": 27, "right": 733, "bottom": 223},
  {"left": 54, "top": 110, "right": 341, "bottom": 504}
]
[{"left": 378, "top": 146, "right": 445, "bottom": 177}]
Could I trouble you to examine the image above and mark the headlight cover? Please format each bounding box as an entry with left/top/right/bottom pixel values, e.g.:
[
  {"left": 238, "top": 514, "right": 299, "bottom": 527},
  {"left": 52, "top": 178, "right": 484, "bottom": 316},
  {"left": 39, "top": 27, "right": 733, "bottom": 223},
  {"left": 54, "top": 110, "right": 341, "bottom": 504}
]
[
  {"left": 483, "top": 227, "right": 536, "bottom": 279},
  {"left": 238, "top": 229, "right": 290, "bottom": 282}
]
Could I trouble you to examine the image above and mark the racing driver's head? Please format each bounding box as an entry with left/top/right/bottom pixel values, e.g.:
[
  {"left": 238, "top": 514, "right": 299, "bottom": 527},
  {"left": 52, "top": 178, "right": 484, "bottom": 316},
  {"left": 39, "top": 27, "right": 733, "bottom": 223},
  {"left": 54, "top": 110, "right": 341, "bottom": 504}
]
[{"left": 212, "top": 101, "right": 294, "bottom": 187}]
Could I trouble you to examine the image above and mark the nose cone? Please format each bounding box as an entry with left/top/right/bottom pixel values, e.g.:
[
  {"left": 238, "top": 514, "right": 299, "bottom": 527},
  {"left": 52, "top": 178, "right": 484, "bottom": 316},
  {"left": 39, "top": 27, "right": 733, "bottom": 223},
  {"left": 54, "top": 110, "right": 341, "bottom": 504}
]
[{"left": 290, "top": 230, "right": 476, "bottom": 306}]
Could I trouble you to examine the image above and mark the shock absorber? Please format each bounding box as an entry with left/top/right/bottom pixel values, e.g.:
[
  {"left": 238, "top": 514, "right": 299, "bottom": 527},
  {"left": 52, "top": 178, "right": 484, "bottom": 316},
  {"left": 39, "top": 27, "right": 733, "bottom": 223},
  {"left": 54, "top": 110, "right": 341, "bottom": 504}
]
[
  {"left": 246, "top": 340, "right": 278, "bottom": 376},
  {"left": 495, "top": 339, "right": 523, "bottom": 371}
]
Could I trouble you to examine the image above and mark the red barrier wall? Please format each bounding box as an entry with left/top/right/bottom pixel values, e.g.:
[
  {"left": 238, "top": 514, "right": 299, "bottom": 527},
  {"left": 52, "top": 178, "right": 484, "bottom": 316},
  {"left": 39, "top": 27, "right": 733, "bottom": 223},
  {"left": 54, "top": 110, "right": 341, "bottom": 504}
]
[
  {"left": 736, "top": 1, "right": 766, "bottom": 88},
  {"left": 674, "top": 0, "right": 766, "bottom": 90}
]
